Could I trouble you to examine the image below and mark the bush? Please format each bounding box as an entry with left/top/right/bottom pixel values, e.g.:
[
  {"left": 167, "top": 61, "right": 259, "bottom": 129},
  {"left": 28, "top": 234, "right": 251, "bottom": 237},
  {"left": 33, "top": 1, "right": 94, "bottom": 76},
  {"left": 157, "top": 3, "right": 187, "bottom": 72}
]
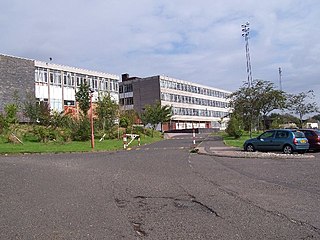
[
  {"left": 71, "top": 116, "right": 91, "bottom": 141},
  {"left": 33, "top": 125, "right": 57, "bottom": 143},
  {"left": 225, "top": 114, "right": 243, "bottom": 139}
]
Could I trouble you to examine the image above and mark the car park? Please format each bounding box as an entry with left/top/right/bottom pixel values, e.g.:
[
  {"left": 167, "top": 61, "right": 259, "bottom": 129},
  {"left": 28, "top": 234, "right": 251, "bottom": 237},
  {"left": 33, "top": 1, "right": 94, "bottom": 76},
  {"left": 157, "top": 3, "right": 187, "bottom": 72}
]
[
  {"left": 299, "top": 129, "right": 320, "bottom": 151},
  {"left": 243, "top": 129, "right": 309, "bottom": 154}
]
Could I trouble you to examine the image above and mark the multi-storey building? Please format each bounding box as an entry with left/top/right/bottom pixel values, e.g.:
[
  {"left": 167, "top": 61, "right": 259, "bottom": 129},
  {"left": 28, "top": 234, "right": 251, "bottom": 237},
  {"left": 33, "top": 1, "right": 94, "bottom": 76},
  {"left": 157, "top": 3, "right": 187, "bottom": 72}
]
[
  {"left": 0, "top": 54, "right": 119, "bottom": 118},
  {"left": 119, "top": 74, "right": 231, "bottom": 131}
]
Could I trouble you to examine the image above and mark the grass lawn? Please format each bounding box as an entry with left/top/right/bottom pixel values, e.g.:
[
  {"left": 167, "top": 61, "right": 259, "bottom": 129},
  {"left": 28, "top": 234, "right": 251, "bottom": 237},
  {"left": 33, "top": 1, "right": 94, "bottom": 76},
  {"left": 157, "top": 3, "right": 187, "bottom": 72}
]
[
  {"left": 0, "top": 134, "right": 163, "bottom": 154},
  {"left": 221, "top": 131, "right": 262, "bottom": 148}
]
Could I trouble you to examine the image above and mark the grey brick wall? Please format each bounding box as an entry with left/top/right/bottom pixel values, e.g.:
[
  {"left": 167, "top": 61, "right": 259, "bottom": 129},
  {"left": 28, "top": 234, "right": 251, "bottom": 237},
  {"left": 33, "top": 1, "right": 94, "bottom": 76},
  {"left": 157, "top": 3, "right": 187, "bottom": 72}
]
[
  {"left": 0, "top": 54, "right": 35, "bottom": 120},
  {"left": 132, "top": 76, "right": 161, "bottom": 113}
]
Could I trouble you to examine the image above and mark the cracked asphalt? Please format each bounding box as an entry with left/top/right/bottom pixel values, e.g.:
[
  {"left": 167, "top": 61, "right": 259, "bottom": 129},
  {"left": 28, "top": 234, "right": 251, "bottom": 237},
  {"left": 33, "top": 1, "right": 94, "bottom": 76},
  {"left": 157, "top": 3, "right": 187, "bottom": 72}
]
[{"left": 1, "top": 134, "right": 320, "bottom": 239}]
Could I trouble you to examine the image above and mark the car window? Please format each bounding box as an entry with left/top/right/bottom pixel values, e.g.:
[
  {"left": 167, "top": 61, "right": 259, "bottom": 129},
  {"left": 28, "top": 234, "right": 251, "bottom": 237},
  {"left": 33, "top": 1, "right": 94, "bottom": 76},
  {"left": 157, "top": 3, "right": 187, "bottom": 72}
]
[
  {"left": 303, "top": 131, "right": 313, "bottom": 137},
  {"left": 275, "top": 131, "right": 289, "bottom": 138},
  {"left": 294, "top": 131, "right": 305, "bottom": 138},
  {"left": 260, "top": 131, "right": 275, "bottom": 139}
]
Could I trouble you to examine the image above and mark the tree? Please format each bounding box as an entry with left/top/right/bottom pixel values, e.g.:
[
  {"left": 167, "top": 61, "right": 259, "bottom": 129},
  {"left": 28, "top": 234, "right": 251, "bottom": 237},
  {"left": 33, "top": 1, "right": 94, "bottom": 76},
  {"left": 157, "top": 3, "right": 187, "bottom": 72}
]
[
  {"left": 140, "top": 102, "right": 172, "bottom": 136},
  {"left": 96, "top": 93, "right": 119, "bottom": 136},
  {"left": 119, "top": 109, "right": 138, "bottom": 130},
  {"left": 255, "top": 81, "right": 286, "bottom": 130},
  {"left": 23, "top": 93, "right": 51, "bottom": 125},
  {"left": 286, "top": 90, "right": 319, "bottom": 128},
  {"left": 312, "top": 114, "right": 320, "bottom": 122},
  {"left": 225, "top": 113, "right": 243, "bottom": 139},
  {"left": 229, "top": 80, "right": 285, "bottom": 137},
  {"left": 75, "top": 83, "right": 91, "bottom": 114},
  {"left": 4, "top": 103, "right": 18, "bottom": 124}
]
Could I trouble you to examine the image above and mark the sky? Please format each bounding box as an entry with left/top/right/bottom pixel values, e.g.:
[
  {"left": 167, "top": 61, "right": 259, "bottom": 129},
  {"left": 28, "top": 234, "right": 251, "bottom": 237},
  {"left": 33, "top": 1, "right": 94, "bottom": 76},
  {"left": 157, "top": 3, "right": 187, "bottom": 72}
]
[{"left": 1, "top": 0, "right": 320, "bottom": 106}]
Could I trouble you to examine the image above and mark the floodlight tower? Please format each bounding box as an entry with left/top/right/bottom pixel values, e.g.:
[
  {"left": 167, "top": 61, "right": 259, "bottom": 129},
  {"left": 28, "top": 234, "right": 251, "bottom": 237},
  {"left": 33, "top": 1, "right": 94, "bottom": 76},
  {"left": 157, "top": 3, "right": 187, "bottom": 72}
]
[
  {"left": 278, "top": 67, "right": 283, "bottom": 91},
  {"left": 241, "top": 22, "right": 253, "bottom": 88}
]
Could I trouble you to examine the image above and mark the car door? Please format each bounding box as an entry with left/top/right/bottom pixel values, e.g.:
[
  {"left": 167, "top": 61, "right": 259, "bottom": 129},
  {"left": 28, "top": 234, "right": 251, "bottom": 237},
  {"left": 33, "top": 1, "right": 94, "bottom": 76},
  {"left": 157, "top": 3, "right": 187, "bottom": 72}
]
[
  {"left": 256, "top": 130, "right": 276, "bottom": 151},
  {"left": 273, "top": 130, "right": 290, "bottom": 150},
  {"left": 303, "top": 130, "right": 316, "bottom": 148}
]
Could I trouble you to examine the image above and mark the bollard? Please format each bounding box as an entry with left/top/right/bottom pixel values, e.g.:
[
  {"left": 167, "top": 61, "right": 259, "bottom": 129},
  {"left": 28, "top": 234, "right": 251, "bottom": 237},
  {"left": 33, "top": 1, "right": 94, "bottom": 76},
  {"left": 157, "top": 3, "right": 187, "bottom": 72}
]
[
  {"left": 192, "top": 128, "right": 196, "bottom": 147},
  {"left": 123, "top": 134, "right": 127, "bottom": 149}
]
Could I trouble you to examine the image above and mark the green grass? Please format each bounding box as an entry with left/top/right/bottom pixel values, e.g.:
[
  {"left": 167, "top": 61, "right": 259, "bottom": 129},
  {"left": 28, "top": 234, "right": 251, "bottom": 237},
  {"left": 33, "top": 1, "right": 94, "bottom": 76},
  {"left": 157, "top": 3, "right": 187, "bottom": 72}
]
[
  {"left": 0, "top": 134, "right": 163, "bottom": 154},
  {"left": 221, "top": 131, "right": 262, "bottom": 148}
]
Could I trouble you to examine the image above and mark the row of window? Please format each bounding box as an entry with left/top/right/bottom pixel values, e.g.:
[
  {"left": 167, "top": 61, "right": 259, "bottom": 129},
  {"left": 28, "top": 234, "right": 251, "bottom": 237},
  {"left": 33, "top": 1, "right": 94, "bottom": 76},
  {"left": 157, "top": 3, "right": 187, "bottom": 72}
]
[
  {"left": 35, "top": 67, "right": 119, "bottom": 92},
  {"left": 161, "top": 93, "right": 228, "bottom": 108},
  {"left": 119, "top": 97, "right": 134, "bottom": 105},
  {"left": 160, "top": 79, "right": 229, "bottom": 98},
  {"left": 119, "top": 84, "right": 133, "bottom": 93},
  {"left": 172, "top": 107, "right": 228, "bottom": 118}
]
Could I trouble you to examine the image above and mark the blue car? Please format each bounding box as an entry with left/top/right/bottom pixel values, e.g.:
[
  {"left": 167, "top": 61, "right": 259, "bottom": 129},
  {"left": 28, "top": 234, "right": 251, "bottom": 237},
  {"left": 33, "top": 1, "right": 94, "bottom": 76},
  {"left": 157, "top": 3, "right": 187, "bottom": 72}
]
[{"left": 243, "top": 129, "right": 309, "bottom": 154}]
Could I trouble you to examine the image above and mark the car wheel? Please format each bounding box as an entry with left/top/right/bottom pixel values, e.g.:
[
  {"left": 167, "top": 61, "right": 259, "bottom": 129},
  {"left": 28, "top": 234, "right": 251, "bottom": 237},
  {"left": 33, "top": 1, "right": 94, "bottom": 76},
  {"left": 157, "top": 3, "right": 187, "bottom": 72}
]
[
  {"left": 245, "top": 144, "right": 255, "bottom": 152},
  {"left": 283, "top": 145, "right": 293, "bottom": 154}
]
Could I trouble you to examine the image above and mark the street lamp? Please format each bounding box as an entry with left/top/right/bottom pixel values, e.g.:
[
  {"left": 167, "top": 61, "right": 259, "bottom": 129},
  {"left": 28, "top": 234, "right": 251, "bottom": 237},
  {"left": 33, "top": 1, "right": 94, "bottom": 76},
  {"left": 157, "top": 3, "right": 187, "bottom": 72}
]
[
  {"left": 241, "top": 22, "right": 253, "bottom": 88},
  {"left": 89, "top": 89, "right": 95, "bottom": 149}
]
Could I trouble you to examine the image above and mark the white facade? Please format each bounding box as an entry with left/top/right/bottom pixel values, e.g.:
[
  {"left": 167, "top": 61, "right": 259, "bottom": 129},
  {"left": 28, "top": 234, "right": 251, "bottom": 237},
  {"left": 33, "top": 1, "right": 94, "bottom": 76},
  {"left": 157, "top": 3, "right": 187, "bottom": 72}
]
[
  {"left": 34, "top": 61, "right": 119, "bottom": 112},
  {"left": 159, "top": 75, "right": 231, "bottom": 130}
]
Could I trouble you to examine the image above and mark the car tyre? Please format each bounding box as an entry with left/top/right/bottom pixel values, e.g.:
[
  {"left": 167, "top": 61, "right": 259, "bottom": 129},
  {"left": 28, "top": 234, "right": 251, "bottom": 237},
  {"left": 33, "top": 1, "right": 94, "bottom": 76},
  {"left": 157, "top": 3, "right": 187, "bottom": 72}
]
[
  {"left": 245, "top": 144, "right": 255, "bottom": 152},
  {"left": 283, "top": 145, "right": 293, "bottom": 154}
]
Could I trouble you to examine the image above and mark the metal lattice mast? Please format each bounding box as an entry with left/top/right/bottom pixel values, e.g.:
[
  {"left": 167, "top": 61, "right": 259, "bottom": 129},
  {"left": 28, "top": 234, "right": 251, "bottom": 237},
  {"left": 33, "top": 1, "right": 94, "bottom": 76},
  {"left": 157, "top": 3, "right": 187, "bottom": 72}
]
[
  {"left": 278, "top": 67, "right": 282, "bottom": 91},
  {"left": 241, "top": 22, "right": 253, "bottom": 88}
]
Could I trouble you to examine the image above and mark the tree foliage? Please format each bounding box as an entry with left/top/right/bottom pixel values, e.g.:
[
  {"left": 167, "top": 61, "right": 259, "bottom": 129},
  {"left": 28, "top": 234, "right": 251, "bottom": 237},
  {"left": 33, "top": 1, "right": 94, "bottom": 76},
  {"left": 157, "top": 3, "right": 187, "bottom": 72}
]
[
  {"left": 23, "top": 94, "right": 51, "bottom": 125},
  {"left": 75, "top": 83, "right": 91, "bottom": 114},
  {"left": 140, "top": 102, "right": 172, "bottom": 135},
  {"left": 225, "top": 113, "right": 243, "bottom": 139},
  {"left": 96, "top": 93, "right": 119, "bottom": 136},
  {"left": 228, "top": 80, "right": 286, "bottom": 136},
  {"left": 286, "top": 90, "right": 319, "bottom": 127},
  {"left": 312, "top": 114, "right": 320, "bottom": 122},
  {"left": 119, "top": 110, "right": 138, "bottom": 130}
]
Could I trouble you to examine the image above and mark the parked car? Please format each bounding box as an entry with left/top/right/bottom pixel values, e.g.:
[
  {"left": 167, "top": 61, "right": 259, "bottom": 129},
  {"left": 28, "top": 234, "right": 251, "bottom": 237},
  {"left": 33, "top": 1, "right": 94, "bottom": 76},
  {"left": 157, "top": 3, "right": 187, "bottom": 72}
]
[
  {"left": 299, "top": 129, "right": 320, "bottom": 151},
  {"left": 243, "top": 129, "right": 309, "bottom": 154}
]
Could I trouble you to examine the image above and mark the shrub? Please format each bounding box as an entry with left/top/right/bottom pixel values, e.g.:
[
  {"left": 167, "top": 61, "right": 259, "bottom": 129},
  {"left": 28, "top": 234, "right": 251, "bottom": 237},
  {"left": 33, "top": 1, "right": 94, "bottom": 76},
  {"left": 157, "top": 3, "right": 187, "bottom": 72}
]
[
  {"left": 71, "top": 116, "right": 91, "bottom": 141},
  {"left": 225, "top": 114, "right": 243, "bottom": 139},
  {"left": 33, "top": 125, "right": 53, "bottom": 142}
]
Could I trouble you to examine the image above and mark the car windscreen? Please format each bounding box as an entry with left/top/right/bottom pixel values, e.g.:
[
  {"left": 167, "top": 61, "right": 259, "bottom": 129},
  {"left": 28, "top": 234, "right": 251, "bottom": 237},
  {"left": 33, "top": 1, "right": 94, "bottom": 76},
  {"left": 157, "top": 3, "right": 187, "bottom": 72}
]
[
  {"left": 315, "top": 130, "right": 320, "bottom": 136},
  {"left": 294, "top": 131, "right": 305, "bottom": 138}
]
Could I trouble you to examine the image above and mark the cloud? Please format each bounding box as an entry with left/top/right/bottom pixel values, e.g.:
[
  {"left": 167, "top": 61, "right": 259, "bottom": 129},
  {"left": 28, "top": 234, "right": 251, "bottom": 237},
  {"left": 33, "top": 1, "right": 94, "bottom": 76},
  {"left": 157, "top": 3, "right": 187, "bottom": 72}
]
[{"left": 1, "top": 0, "right": 319, "bottom": 104}]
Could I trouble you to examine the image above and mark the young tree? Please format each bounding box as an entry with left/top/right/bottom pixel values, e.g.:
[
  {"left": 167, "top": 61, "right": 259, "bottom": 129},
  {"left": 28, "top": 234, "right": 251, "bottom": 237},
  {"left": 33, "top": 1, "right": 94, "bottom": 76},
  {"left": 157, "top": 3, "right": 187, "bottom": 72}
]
[
  {"left": 225, "top": 112, "right": 243, "bottom": 139},
  {"left": 286, "top": 90, "right": 319, "bottom": 127},
  {"left": 23, "top": 93, "right": 51, "bottom": 125},
  {"left": 119, "top": 109, "right": 138, "bottom": 130},
  {"left": 96, "top": 93, "right": 119, "bottom": 136},
  {"left": 140, "top": 102, "right": 172, "bottom": 136},
  {"left": 75, "top": 83, "right": 91, "bottom": 114},
  {"left": 4, "top": 103, "right": 18, "bottom": 124}
]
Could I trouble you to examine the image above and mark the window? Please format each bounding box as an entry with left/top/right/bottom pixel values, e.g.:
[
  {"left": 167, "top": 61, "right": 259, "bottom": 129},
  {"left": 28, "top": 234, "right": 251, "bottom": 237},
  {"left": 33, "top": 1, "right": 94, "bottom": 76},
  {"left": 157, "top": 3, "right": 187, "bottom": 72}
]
[
  {"left": 260, "top": 131, "right": 275, "bottom": 139},
  {"left": 64, "top": 100, "right": 75, "bottom": 106},
  {"left": 275, "top": 131, "right": 289, "bottom": 139}
]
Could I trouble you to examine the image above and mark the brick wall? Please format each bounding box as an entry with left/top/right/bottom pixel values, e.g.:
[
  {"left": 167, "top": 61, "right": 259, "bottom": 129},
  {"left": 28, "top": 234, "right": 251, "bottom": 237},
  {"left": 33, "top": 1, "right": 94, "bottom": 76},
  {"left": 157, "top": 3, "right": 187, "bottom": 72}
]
[{"left": 0, "top": 54, "right": 35, "bottom": 120}]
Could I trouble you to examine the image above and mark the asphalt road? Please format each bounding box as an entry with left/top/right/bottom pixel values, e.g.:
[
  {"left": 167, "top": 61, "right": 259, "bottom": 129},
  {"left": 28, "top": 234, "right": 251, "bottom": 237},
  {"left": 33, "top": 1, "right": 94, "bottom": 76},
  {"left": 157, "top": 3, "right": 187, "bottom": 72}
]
[{"left": 1, "top": 134, "right": 320, "bottom": 239}]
